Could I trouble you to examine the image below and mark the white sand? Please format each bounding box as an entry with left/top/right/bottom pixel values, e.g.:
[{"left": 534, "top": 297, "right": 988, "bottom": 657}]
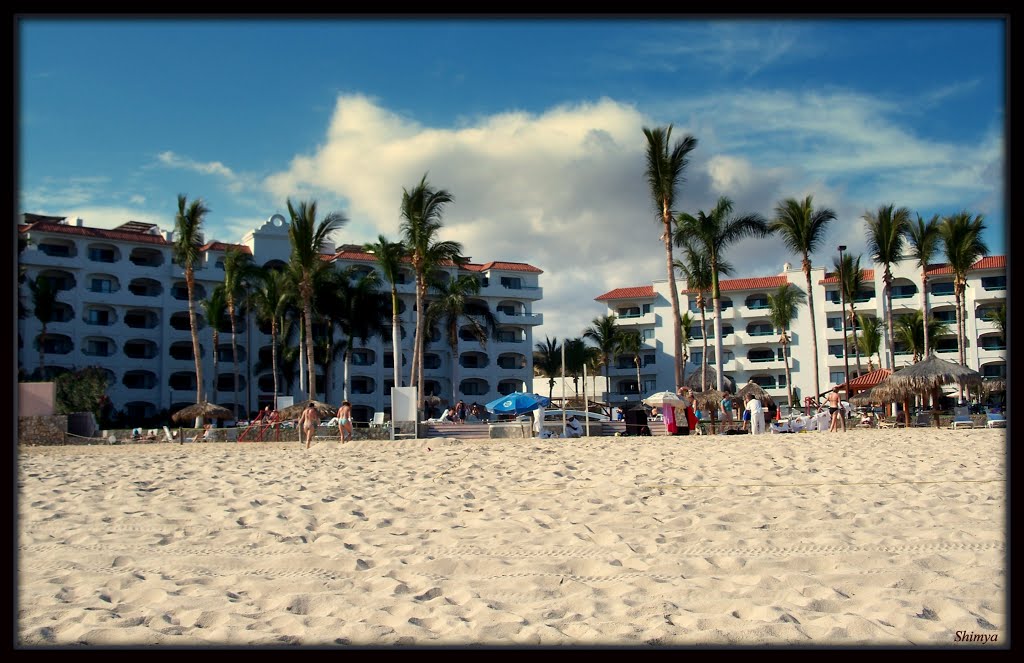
[{"left": 17, "top": 429, "right": 1006, "bottom": 647}]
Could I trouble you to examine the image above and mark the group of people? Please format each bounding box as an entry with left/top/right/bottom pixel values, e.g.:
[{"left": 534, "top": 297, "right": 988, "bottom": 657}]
[{"left": 296, "top": 401, "right": 353, "bottom": 449}]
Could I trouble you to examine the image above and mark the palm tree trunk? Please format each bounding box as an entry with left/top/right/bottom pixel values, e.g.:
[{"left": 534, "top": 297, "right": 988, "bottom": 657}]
[
  {"left": 782, "top": 333, "right": 794, "bottom": 409},
  {"left": 884, "top": 270, "right": 896, "bottom": 371},
  {"left": 662, "top": 219, "right": 684, "bottom": 390},
  {"left": 343, "top": 344, "right": 351, "bottom": 402},
  {"left": 955, "top": 281, "right": 966, "bottom": 402},
  {"left": 186, "top": 268, "right": 204, "bottom": 409},
  {"left": 298, "top": 317, "right": 306, "bottom": 397},
  {"left": 700, "top": 304, "right": 709, "bottom": 391},
  {"left": 303, "top": 292, "right": 317, "bottom": 402},
  {"left": 604, "top": 358, "right": 612, "bottom": 420},
  {"left": 391, "top": 287, "right": 401, "bottom": 390},
  {"left": 635, "top": 358, "right": 641, "bottom": 400},
  {"left": 212, "top": 329, "right": 220, "bottom": 408},
  {"left": 802, "top": 259, "right": 821, "bottom": 400},
  {"left": 713, "top": 296, "right": 724, "bottom": 393},
  {"left": 921, "top": 269, "right": 931, "bottom": 359},
  {"left": 848, "top": 301, "right": 862, "bottom": 373},
  {"left": 271, "top": 320, "right": 279, "bottom": 407},
  {"left": 38, "top": 324, "right": 46, "bottom": 376},
  {"left": 228, "top": 293, "right": 240, "bottom": 418},
  {"left": 412, "top": 280, "right": 425, "bottom": 414},
  {"left": 450, "top": 339, "right": 459, "bottom": 406}
]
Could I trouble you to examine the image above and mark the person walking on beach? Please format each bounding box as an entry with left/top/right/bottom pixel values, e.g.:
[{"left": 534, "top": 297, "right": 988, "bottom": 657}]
[
  {"left": 455, "top": 400, "right": 467, "bottom": 424},
  {"left": 827, "top": 387, "right": 846, "bottom": 432},
  {"left": 299, "top": 402, "right": 319, "bottom": 449},
  {"left": 745, "top": 393, "right": 765, "bottom": 435},
  {"left": 336, "top": 400, "right": 353, "bottom": 443}
]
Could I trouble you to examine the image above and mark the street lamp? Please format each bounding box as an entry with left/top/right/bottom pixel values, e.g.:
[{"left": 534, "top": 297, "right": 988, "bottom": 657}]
[{"left": 838, "top": 245, "right": 851, "bottom": 401}]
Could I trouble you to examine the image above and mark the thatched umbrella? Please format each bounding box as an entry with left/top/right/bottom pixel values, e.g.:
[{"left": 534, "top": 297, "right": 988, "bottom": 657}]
[
  {"left": 691, "top": 388, "right": 731, "bottom": 434},
  {"left": 277, "top": 399, "right": 337, "bottom": 420},
  {"left": 172, "top": 401, "right": 234, "bottom": 424},
  {"left": 684, "top": 365, "right": 736, "bottom": 394},
  {"left": 883, "top": 354, "right": 983, "bottom": 427},
  {"left": 737, "top": 381, "right": 776, "bottom": 408},
  {"left": 981, "top": 378, "right": 1006, "bottom": 393},
  {"left": 849, "top": 387, "right": 879, "bottom": 407}
]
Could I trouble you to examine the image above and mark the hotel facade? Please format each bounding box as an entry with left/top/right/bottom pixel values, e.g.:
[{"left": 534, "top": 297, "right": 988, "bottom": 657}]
[
  {"left": 17, "top": 213, "right": 543, "bottom": 423},
  {"left": 594, "top": 256, "right": 1006, "bottom": 408}
]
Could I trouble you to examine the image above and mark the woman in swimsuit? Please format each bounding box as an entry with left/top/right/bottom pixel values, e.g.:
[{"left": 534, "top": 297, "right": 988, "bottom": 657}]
[
  {"left": 300, "top": 403, "right": 319, "bottom": 448},
  {"left": 336, "top": 401, "right": 353, "bottom": 443}
]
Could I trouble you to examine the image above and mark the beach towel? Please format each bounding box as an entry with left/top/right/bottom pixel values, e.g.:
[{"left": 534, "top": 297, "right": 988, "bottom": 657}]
[
  {"left": 685, "top": 406, "right": 697, "bottom": 431},
  {"left": 664, "top": 402, "right": 676, "bottom": 434}
]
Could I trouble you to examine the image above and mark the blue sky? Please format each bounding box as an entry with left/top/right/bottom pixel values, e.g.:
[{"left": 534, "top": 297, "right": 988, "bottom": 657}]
[{"left": 19, "top": 17, "right": 1006, "bottom": 342}]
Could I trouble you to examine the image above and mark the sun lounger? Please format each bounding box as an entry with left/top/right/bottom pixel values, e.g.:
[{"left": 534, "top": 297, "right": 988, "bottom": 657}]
[
  {"left": 950, "top": 406, "right": 975, "bottom": 430},
  {"left": 984, "top": 409, "right": 1005, "bottom": 429}
]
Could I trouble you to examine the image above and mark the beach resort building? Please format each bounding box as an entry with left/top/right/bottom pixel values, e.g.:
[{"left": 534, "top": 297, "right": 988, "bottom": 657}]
[
  {"left": 594, "top": 256, "right": 1006, "bottom": 408},
  {"left": 17, "top": 213, "right": 543, "bottom": 424}
]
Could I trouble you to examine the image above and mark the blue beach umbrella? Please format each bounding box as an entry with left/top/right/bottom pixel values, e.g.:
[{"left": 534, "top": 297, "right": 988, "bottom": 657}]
[{"left": 485, "top": 392, "right": 551, "bottom": 416}]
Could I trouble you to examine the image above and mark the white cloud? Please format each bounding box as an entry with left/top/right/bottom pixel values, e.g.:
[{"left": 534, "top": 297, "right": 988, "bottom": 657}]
[
  {"left": 257, "top": 91, "right": 1002, "bottom": 342},
  {"left": 155, "top": 150, "right": 247, "bottom": 193}
]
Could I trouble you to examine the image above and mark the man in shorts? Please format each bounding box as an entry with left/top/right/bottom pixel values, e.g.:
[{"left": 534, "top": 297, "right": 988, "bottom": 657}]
[{"left": 827, "top": 387, "right": 847, "bottom": 432}]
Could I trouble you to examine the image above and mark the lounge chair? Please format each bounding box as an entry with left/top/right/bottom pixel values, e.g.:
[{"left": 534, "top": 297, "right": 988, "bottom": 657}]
[
  {"left": 913, "top": 412, "right": 933, "bottom": 427},
  {"left": 950, "top": 406, "right": 975, "bottom": 430},
  {"left": 985, "top": 409, "right": 1006, "bottom": 429},
  {"left": 162, "top": 426, "right": 177, "bottom": 442},
  {"left": 369, "top": 412, "right": 388, "bottom": 428}
]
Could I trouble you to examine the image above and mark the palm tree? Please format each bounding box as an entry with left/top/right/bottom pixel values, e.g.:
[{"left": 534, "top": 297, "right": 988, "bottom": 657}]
[
  {"left": 248, "top": 268, "right": 293, "bottom": 407},
  {"left": 767, "top": 283, "right": 807, "bottom": 409},
  {"left": 582, "top": 314, "right": 620, "bottom": 418},
  {"left": 904, "top": 214, "right": 942, "bottom": 358},
  {"left": 173, "top": 194, "right": 210, "bottom": 409},
  {"left": 893, "top": 310, "right": 951, "bottom": 363},
  {"left": 562, "top": 337, "right": 590, "bottom": 400},
  {"left": 863, "top": 203, "right": 912, "bottom": 372},
  {"left": 985, "top": 303, "right": 1006, "bottom": 336},
  {"left": 201, "top": 285, "right": 229, "bottom": 404},
  {"left": 939, "top": 211, "right": 988, "bottom": 369},
  {"left": 678, "top": 311, "right": 695, "bottom": 385},
  {"left": 364, "top": 235, "right": 409, "bottom": 392},
  {"left": 615, "top": 331, "right": 644, "bottom": 399},
  {"left": 678, "top": 196, "right": 768, "bottom": 393},
  {"left": 643, "top": 125, "right": 698, "bottom": 390},
  {"left": 833, "top": 252, "right": 866, "bottom": 374},
  {"left": 334, "top": 267, "right": 390, "bottom": 401},
  {"left": 674, "top": 240, "right": 731, "bottom": 391},
  {"left": 286, "top": 199, "right": 348, "bottom": 401},
  {"left": 768, "top": 195, "right": 837, "bottom": 401},
  {"left": 534, "top": 336, "right": 562, "bottom": 401},
  {"left": 28, "top": 275, "right": 58, "bottom": 377},
  {"left": 425, "top": 274, "right": 497, "bottom": 406},
  {"left": 856, "top": 314, "right": 884, "bottom": 372},
  {"left": 399, "top": 174, "right": 464, "bottom": 414},
  {"left": 222, "top": 248, "right": 259, "bottom": 418}
]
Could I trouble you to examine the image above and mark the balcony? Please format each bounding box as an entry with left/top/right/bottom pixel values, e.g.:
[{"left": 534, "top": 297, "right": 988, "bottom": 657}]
[
  {"left": 616, "top": 311, "right": 655, "bottom": 327},
  {"left": 494, "top": 310, "right": 544, "bottom": 326}
]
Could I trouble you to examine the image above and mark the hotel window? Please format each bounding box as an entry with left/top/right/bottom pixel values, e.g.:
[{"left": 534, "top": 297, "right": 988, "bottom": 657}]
[
  {"left": 930, "top": 281, "right": 954, "bottom": 296},
  {"left": 826, "top": 316, "right": 843, "bottom": 331},
  {"left": 981, "top": 275, "right": 1006, "bottom": 291},
  {"left": 87, "top": 309, "right": 110, "bottom": 325},
  {"left": 643, "top": 354, "right": 656, "bottom": 366},
  {"left": 826, "top": 290, "right": 841, "bottom": 304},
  {"left": 642, "top": 303, "right": 652, "bottom": 314},
  {"left": 643, "top": 379, "right": 658, "bottom": 393},
  {"left": 500, "top": 277, "right": 522, "bottom": 289},
  {"left": 830, "top": 372, "right": 845, "bottom": 384},
  {"left": 90, "top": 278, "right": 113, "bottom": 293},
  {"left": 828, "top": 344, "right": 844, "bottom": 357},
  {"left": 88, "top": 247, "right": 115, "bottom": 262},
  {"left": 642, "top": 328, "right": 655, "bottom": 341},
  {"left": 778, "top": 374, "right": 787, "bottom": 387}
]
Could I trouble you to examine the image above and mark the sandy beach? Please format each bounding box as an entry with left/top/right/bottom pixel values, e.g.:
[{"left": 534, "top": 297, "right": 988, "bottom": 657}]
[{"left": 17, "top": 428, "right": 1006, "bottom": 647}]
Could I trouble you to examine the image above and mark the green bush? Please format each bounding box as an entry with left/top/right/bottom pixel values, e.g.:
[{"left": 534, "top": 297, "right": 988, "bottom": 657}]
[{"left": 54, "top": 366, "right": 111, "bottom": 418}]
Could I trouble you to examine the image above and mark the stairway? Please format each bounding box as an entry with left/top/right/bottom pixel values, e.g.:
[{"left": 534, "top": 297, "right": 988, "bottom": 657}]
[{"left": 423, "top": 423, "right": 491, "bottom": 440}]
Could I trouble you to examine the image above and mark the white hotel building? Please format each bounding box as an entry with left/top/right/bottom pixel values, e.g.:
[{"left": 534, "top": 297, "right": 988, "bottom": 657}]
[
  {"left": 17, "top": 213, "right": 543, "bottom": 423},
  {"left": 594, "top": 256, "right": 1006, "bottom": 407}
]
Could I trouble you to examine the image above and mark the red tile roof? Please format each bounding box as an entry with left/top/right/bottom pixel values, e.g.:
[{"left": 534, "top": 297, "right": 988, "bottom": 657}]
[
  {"left": 685, "top": 275, "right": 790, "bottom": 293},
  {"left": 473, "top": 261, "right": 543, "bottom": 274},
  {"left": 819, "top": 269, "right": 875, "bottom": 285},
  {"left": 19, "top": 220, "right": 169, "bottom": 245},
  {"left": 199, "top": 241, "right": 252, "bottom": 255},
  {"left": 595, "top": 285, "right": 655, "bottom": 301},
  {"left": 327, "top": 249, "right": 543, "bottom": 273},
  {"left": 921, "top": 256, "right": 1005, "bottom": 276},
  {"left": 840, "top": 368, "right": 892, "bottom": 391}
]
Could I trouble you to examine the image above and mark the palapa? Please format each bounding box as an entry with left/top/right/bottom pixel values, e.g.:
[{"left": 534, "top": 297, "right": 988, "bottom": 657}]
[
  {"left": 691, "top": 389, "right": 729, "bottom": 411},
  {"left": 277, "top": 399, "right": 337, "bottom": 420},
  {"left": 171, "top": 401, "right": 235, "bottom": 424},
  {"left": 882, "top": 354, "right": 983, "bottom": 427},
  {"left": 737, "top": 381, "right": 776, "bottom": 408},
  {"left": 683, "top": 365, "right": 736, "bottom": 393}
]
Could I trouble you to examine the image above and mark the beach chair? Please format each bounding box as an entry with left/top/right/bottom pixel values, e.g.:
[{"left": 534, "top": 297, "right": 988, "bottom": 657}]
[
  {"left": 913, "top": 412, "right": 933, "bottom": 427},
  {"left": 984, "top": 408, "right": 1006, "bottom": 429},
  {"left": 950, "top": 406, "right": 975, "bottom": 429},
  {"left": 369, "top": 412, "right": 388, "bottom": 428},
  {"left": 162, "top": 426, "right": 176, "bottom": 442}
]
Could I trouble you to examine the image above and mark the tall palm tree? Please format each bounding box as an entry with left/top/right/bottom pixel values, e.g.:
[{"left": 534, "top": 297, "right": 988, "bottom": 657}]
[
  {"left": 286, "top": 199, "right": 348, "bottom": 401},
  {"left": 678, "top": 196, "right": 768, "bottom": 393},
  {"left": 894, "top": 309, "right": 951, "bottom": 363},
  {"left": 767, "top": 283, "right": 807, "bottom": 409},
  {"left": 904, "top": 213, "right": 942, "bottom": 358},
  {"left": 856, "top": 314, "right": 883, "bottom": 372},
  {"left": 939, "top": 211, "right": 988, "bottom": 369},
  {"left": 678, "top": 311, "right": 695, "bottom": 385},
  {"left": 615, "top": 330, "right": 644, "bottom": 399},
  {"left": 643, "top": 125, "right": 698, "bottom": 390},
  {"left": 533, "top": 336, "right": 562, "bottom": 401},
  {"left": 985, "top": 303, "right": 1006, "bottom": 336},
  {"left": 28, "top": 275, "right": 58, "bottom": 377},
  {"left": 674, "top": 240, "right": 731, "bottom": 391},
  {"left": 173, "top": 194, "right": 210, "bottom": 409},
  {"left": 364, "top": 235, "right": 409, "bottom": 392},
  {"left": 399, "top": 174, "right": 464, "bottom": 414},
  {"left": 248, "top": 268, "right": 293, "bottom": 407},
  {"left": 863, "top": 203, "right": 912, "bottom": 372},
  {"left": 222, "top": 248, "right": 259, "bottom": 417},
  {"left": 582, "top": 314, "right": 620, "bottom": 418},
  {"left": 769, "top": 195, "right": 837, "bottom": 401},
  {"left": 833, "top": 252, "right": 866, "bottom": 374},
  {"left": 201, "top": 285, "right": 229, "bottom": 404},
  {"left": 425, "top": 274, "right": 497, "bottom": 405}
]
